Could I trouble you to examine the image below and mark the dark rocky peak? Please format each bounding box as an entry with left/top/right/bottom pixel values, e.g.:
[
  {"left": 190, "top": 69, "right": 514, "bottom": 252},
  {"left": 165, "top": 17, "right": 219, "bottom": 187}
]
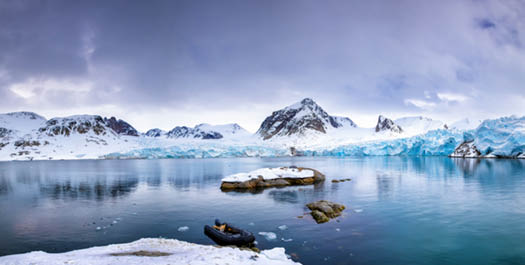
[
  {"left": 257, "top": 98, "right": 356, "bottom": 140},
  {"left": 375, "top": 115, "right": 403, "bottom": 133},
  {"left": 166, "top": 125, "right": 223, "bottom": 140},
  {"left": 144, "top": 128, "right": 165, "bottom": 137},
  {"left": 103, "top": 117, "right": 139, "bottom": 136}
]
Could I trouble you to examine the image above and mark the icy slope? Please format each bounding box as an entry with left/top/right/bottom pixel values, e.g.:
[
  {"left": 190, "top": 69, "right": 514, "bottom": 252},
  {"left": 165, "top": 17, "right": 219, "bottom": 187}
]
[
  {"left": 450, "top": 118, "right": 482, "bottom": 131},
  {"left": 0, "top": 111, "right": 46, "bottom": 135},
  {"left": 394, "top": 116, "right": 445, "bottom": 136},
  {"left": 302, "top": 129, "right": 464, "bottom": 157},
  {"left": 0, "top": 238, "right": 299, "bottom": 265}
]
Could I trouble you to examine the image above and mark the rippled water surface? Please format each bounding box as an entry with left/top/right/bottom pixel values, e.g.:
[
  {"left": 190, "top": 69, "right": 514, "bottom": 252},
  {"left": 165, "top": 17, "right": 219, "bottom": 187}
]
[{"left": 1, "top": 157, "right": 525, "bottom": 265}]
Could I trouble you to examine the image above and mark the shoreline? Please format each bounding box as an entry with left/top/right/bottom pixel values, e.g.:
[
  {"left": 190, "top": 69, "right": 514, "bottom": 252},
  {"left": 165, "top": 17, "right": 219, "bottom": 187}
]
[
  {"left": 0, "top": 238, "right": 299, "bottom": 265},
  {"left": 1, "top": 154, "right": 524, "bottom": 163}
]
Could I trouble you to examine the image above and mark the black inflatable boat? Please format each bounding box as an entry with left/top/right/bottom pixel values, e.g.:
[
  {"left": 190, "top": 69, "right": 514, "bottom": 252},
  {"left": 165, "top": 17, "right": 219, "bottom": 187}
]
[{"left": 204, "top": 219, "right": 255, "bottom": 246}]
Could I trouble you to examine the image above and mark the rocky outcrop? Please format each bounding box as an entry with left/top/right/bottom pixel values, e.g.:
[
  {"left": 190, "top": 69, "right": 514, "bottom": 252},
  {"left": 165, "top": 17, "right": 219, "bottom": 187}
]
[
  {"left": 256, "top": 98, "right": 356, "bottom": 140},
  {"left": 306, "top": 200, "right": 346, "bottom": 223},
  {"left": 375, "top": 115, "right": 403, "bottom": 133},
  {"left": 38, "top": 115, "right": 113, "bottom": 137},
  {"left": 104, "top": 117, "right": 139, "bottom": 136},
  {"left": 450, "top": 140, "right": 481, "bottom": 158},
  {"left": 220, "top": 167, "right": 325, "bottom": 190},
  {"left": 331, "top": 178, "right": 351, "bottom": 183}
]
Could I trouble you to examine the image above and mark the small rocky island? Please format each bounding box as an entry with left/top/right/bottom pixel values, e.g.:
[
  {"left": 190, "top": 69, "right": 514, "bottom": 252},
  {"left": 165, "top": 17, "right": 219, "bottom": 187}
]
[
  {"left": 220, "top": 167, "right": 325, "bottom": 190},
  {"left": 306, "top": 200, "right": 346, "bottom": 223}
]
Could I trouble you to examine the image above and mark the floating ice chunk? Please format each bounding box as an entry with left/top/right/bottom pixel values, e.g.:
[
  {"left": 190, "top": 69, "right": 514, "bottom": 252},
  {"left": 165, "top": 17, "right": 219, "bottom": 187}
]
[
  {"left": 261, "top": 247, "right": 290, "bottom": 261},
  {"left": 336, "top": 228, "right": 340, "bottom": 232},
  {"left": 248, "top": 222, "right": 255, "bottom": 226},
  {"left": 96, "top": 226, "right": 101, "bottom": 231},
  {"left": 258, "top": 232, "right": 277, "bottom": 241},
  {"left": 281, "top": 238, "right": 293, "bottom": 242},
  {"left": 178, "top": 226, "right": 189, "bottom": 232},
  {"left": 354, "top": 209, "right": 363, "bottom": 213},
  {"left": 278, "top": 225, "right": 288, "bottom": 231},
  {"left": 112, "top": 220, "right": 118, "bottom": 224}
]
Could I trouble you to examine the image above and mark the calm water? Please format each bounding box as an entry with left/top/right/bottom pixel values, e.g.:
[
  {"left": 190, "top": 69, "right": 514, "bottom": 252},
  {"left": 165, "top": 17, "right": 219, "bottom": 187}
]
[{"left": 1, "top": 157, "right": 525, "bottom": 265}]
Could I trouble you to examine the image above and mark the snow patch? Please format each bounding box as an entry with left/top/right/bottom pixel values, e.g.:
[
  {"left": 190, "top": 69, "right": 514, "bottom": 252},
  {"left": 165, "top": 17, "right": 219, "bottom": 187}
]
[
  {"left": 222, "top": 168, "right": 314, "bottom": 182},
  {"left": 0, "top": 238, "right": 299, "bottom": 265}
]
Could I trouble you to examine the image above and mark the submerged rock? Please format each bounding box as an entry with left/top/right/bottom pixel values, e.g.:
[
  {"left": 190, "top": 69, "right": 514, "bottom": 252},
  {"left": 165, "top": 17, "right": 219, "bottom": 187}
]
[
  {"left": 221, "top": 167, "right": 325, "bottom": 191},
  {"left": 306, "top": 200, "right": 345, "bottom": 224},
  {"left": 331, "top": 178, "right": 352, "bottom": 183}
]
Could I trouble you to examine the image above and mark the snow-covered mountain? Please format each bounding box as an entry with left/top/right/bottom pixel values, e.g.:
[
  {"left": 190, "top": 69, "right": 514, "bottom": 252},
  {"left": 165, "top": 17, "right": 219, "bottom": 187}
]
[
  {"left": 0, "top": 111, "right": 46, "bottom": 135},
  {"left": 0, "top": 100, "right": 524, "bottom": 161},
  {"left": 0, "top": 114, "right": 141, "bottom": 160},
  {"left": 144, "top": 123, "right": 249, "bottom": 140},
  {"left": 144, "top": 128, "right": 165, "bottom": 137},
  {"left": 375, "top": 115, "right": 403, "bottom": 133},
  {"left": 256, "top": 98, "right": 356, "bottom": 140}
]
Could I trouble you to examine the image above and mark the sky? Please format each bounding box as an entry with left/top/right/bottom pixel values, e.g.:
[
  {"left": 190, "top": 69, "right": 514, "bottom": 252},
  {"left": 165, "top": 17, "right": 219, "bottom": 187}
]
[{"left": 1, "top": 0, "right": 525, "bottom": 132}]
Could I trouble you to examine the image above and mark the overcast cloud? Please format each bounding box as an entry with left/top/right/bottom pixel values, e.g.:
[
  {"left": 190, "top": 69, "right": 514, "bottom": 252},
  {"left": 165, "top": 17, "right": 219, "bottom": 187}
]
[{"left": 1, "top": 0, "right": 524, "bottom": 132}]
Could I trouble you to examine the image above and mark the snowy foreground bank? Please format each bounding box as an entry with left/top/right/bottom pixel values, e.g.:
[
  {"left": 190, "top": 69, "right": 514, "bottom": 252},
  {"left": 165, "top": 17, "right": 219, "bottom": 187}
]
[{"left": 0, "top": 238, "right": 299, "bottom": 265}]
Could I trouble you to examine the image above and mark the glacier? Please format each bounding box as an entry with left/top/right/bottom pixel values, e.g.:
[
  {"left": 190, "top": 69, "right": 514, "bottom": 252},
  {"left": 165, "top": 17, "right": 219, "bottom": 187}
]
[
  {"left": 467, "top": 116, "right": 525, "bottom": 158},
  {"left": 302, "top": 129, "right": 465, "bottom": 157},
  {"left": 104, "top": 144, "right": 290, "bottom": 159},
  {"left": 104, "top": 116, "right": 525, "bottom": 159}
]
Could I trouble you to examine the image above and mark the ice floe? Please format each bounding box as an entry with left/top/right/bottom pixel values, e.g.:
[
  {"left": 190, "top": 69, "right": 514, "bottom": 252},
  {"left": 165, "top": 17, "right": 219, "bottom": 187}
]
[
  {"left": 258, "top": 232, "right": 277, "bottom": 241},
  {"left": 177, "top": 226, "right": 189, "bottom": 232}
]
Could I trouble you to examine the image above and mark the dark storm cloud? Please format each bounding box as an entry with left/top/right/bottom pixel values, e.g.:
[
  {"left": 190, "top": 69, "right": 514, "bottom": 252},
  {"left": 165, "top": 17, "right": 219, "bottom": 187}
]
[{"left": 1, "top": 0, "right": 525, "bottom": 130}]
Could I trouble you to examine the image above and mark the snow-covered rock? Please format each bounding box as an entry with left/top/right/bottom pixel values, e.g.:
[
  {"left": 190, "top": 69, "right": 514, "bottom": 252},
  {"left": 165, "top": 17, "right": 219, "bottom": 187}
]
[
  {"left": 195, "top": 123, "right": 251, "bottom": 138},
  {"left": 375, "top": 115, "right": 403, "bottom": 133},
  {"left": 449, "top": 140, "right": 481, "bottom": 158},
  {"left": 39, "top": 115, "right": 115, "bottom": 137},
  {"left": 104, "top": 117, "right": 139, "bottom": 136},
  {"left": 256, "top": 98, "right": 356, "bottom": 140},
  {"left": 144, "top": 128, "right": 165, "bottom": 137},
  {"left": 0, "top": 238, "right": 299, "bottom": 265},
  {"left": 222, "top": 167, "right": 315, "bottom": 182},
  {"left": 167, "top": 125, "right": 223, "bottom": 139}
]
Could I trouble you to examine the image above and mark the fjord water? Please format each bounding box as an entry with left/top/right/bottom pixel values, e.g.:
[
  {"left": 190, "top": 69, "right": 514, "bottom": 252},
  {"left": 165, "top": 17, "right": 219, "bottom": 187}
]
[{"left": 1, "top": 157, "right": 525, "bottom": 265}]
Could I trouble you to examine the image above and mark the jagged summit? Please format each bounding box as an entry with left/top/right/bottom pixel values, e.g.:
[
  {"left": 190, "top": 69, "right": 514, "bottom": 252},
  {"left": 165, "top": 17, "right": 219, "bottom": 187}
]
[
  {"left": 103, "top": 117, "right": 139, "bottom": 136},
  {"left": 375, "top": 115, "right": 403, "bottom": 133},
  {"left": 167, "top": 125, "right": 223, "bottom": 140},
  {"left": 257, "top": 98, "right": 356, "bottom": 140},
  {"left": 144, "top": 128, "right": 165, "bottom": 137}
]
